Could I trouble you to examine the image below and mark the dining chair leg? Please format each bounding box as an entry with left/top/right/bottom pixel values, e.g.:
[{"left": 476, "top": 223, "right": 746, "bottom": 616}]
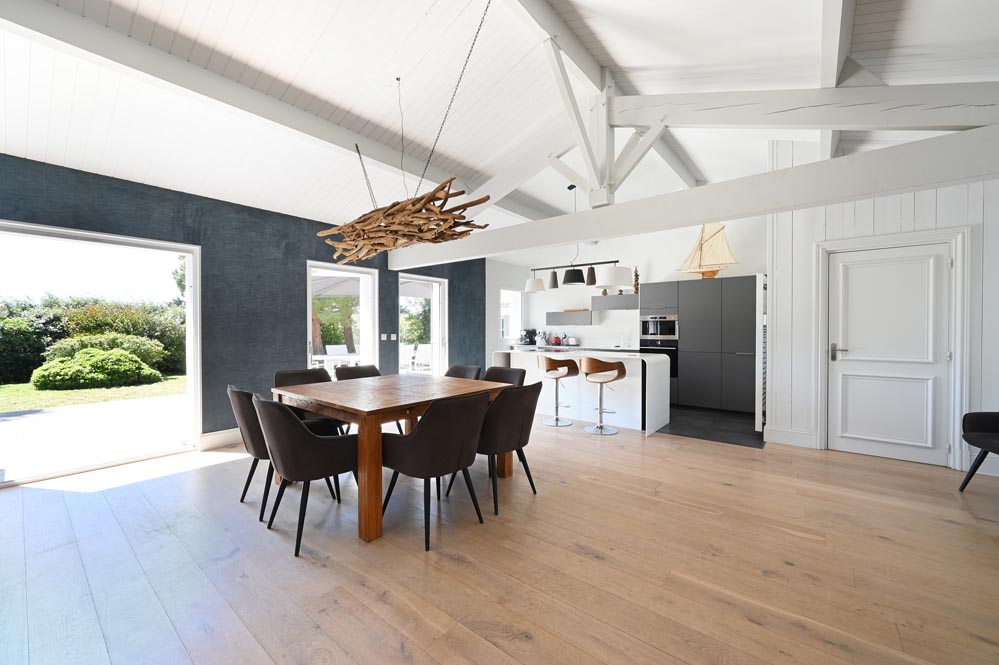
[
  {"left": 424, "top": 478, "right": 431, "bottom": 551},
  {"left": 490, "top": 454, "right": 499, "bottom": 516},
  {"left": 259, "top": 462, "right": 274, "bottom": 522},
  {"left": 959, "top": 449, "right": 990, "bottom": 492},
  {"left": 436, "top": 476, "right": 441, "bottom": 501},
  {"left": 240, "top": 458, "right": 259, "bottom": 503},
  {"left": 267, "top": 478, "right": 289, "bottom": 529},
  {"left": 333, "top": 474, "right": 342, "bottom": 503},
  {"left": 396, "top": 421, "right": 404, "bottom": 435},
  {"left": 462, "top": 469, "right": 483, "bottom": 524},
  {"left": 516, "top": 449, "right": 537, "bottom": 495},
  {"left": 295, "top": 481, "right": 310, "bottom": 557},
  {"left": 324, "top": 477, "right": 337, "bottom": 502},
  {"left": 444, "top": 471, "right": 458, "bottom": 498},
  {"left": 383, "top": 470, "right": 400, "bottom": 515}
]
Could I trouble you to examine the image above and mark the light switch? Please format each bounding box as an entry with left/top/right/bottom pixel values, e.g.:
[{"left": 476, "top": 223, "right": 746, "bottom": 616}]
[
  {"left": 380, "top": 333, "right": 387, "bottom": 341},
  {"left": 390, "top": 333, "right": 397, "bottom": 340}
]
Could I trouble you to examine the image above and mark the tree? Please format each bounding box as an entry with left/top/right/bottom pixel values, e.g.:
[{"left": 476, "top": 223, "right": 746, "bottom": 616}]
[
  {"left": 172, "top": 256, "right": 187, "bottom": 302},
  {"left": 312, "top": 296, "right": 359, "bottom": 349},
  {"left": 399, "top": 297, "right": 431, "bottom": 344}
]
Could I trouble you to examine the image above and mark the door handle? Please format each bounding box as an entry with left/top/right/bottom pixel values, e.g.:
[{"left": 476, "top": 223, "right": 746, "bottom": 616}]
[{"left": 830, "top": 343, "right": 849, "bottom": 361}]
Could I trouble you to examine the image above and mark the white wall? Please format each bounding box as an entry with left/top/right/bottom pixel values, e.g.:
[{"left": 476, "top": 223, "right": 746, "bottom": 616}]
[
  {"left": 484, "top": 259, "right": 529, "bottom": 358},
  {"left": 520, "top": 218, "right": 767, "bottom": 347},
  {"left": 765, "top": 140, "right": 999, "bottom": 476}
]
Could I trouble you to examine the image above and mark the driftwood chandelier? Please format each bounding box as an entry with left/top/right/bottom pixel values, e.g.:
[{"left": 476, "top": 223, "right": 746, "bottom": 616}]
[
  {"left": 318, "top": 0, "right": 493, "bottom": 264},
  {"left": 317, "top": 178, "right": 489, "bottom": 264}
]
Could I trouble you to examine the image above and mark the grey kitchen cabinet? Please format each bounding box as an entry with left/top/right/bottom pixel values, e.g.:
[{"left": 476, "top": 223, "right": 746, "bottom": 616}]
[
  {"left": 677, "top": 351, "right": 721, "bottom": 409},
  {"left": 678, "top": 279, "right": 722, "bottom": 352},
  {"left": 722, "top": 275, "right": 757, "bottom": 354},
  {"left": 670, "top": 377, "right": 679, "bottom": 405},
  {"left": 721, "top": 353, "right": 755, "bottom": 413},
  {"left": 591, "top": 294, "right": 639, "bottom": 311},
  {"left": 545, "top": 310, "right": 595, "bottom": 326},
  {"left": 639, "top": 281, "right": 678, "bottom": 309}
]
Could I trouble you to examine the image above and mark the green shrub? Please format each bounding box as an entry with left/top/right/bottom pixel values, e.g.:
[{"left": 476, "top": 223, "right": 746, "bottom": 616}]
[
  {"left": 31, "top": 348, "right": 162, "bottom": 390},
  {"left": 45, "top": 333, "right": 165, "bottom": 367},
  {"left": 0, "top": 317, "right": 47, "bottom": 384},
  {"left": 62, "top": 302, "right": 185, "bottom": 373}
]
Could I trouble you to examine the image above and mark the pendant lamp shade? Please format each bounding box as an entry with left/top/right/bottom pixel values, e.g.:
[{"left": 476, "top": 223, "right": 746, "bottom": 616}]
[
  {"left": 594, "top": 265, "right": 632, "bottom": 289},
  {"left": 585, "top": 266, "right": 596, "bottom": 286},
  {"left": 524, "top": 276, "right": 545, "bottom": 292},
  {"left": 562, "top": 267, "right": 585, "bottom": 285},
  {"left": 547, "top": 270, "right": 559, "bottom": 289}
]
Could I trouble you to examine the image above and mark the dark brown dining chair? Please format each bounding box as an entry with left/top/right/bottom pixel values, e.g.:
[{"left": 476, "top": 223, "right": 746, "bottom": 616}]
[
  {"left": 252, "top": 395, "right": 359, "bottom": 557},
  {"left": 481, "top": 366, "right": 526, "bottom": 386},
  {"left": 227, "top": 385, "right": 275, "bottom": 522},
  {"left": 333, "top": 364, "right": 380, "bottom": 381},
  {"left": 959, "top": 412, "right": 999, "bottom": 491},
  {"left": 274, "top": 368, "right": 346, "bottom": 435},
  {"left": 444, "top": 364, "right": 482, "bottom": 380},
  {"left": 381, "top": 392, "right": 490, "bottom": 550},
  {"left": 445, "top": 382, "right": 542, "bottom": 515},
  {"left": 334, "top": 364, "right": 404, "bottom": 435}
]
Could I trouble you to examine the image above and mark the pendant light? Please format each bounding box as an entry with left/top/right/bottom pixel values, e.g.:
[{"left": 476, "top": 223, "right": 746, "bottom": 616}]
[
  {"left": 524, "top": 269, "right": 545, "bottom": 293},
  {"left": 595, "top": 264, "right": 632, "bottom": 295},
  {"left": 547, "top": 270, "right": 559, "bottom": 289},
  {"left": 561, "top": 189, "right": 585, "bottom": 285}
]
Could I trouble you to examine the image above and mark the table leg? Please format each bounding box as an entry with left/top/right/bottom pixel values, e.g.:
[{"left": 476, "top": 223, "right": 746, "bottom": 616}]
[
  {"left": 496, "top": 451, "right": 513, "bottom": 478},
  {"left": 403, "top": 414, "right": 418, "bottom": 434},
  {"left": 357, "top": 416, "right": 383, "bottom": 542}
]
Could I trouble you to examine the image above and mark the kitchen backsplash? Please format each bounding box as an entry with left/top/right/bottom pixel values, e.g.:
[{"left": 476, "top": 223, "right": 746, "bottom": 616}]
[{"left": 525, "top": 288, "right": 640, "bottom": 348}]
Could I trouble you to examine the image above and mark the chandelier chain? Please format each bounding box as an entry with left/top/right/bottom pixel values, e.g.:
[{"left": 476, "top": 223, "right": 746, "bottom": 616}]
[{"left": 416, "top": 0, "right": 492, "bottom": 193}]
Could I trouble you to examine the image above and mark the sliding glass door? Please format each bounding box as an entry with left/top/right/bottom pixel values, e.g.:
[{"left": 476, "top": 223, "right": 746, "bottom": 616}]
[{"left": 398, "top": 275, "right": 447, "bottom": 375}]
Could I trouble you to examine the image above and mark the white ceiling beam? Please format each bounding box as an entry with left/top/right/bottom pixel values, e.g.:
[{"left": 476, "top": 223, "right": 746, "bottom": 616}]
[
  {"left": 611, "top": 117, "right": 670, "bottom": 193},
  {"left": 503, "top": 0, "right": 602, "bottom": 88},
  {"left": 547, "top": 157, "right": 589, "bottom": 191},
  {"left": 821, "top": 0, "right": 856, "bottom": 88},
  {"left": 388, "top": 125, "right": 999, "bottom": 269},
  {"left": 0, "top": 0, "right": 549, "bottom": 223},
  {"left": 819, "top": 0, "right": 856, "bottom": 159},
  {"left": 610, "top": 83, "right": 999, "bottom": 130},
  {"left": 507, "top": 0, "right": 697, "bottom": 190},
  {"left": 543, "top": 39, "right": 600, "bottom": 187}
]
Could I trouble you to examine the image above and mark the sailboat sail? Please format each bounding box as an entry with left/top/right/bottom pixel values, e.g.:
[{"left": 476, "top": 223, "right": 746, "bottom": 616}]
[{"left": 680, "top": 223, "right": 737, "bottom": 276}]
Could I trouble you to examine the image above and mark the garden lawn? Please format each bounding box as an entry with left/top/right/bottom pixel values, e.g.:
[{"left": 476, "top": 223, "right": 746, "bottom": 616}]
[{"left": 0, "top": 374, "right": 186, "bottom": 412}]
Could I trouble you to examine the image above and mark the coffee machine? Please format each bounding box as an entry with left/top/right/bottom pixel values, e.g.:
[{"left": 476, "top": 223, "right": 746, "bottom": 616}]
[{"left": 518, "top": 329, "right": 537, "bottom": 345}]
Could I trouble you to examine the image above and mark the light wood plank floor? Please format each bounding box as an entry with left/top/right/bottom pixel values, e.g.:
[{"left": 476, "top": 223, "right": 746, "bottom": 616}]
[{"left": 2, "top": 421, "right": 998, "bottom": 665}]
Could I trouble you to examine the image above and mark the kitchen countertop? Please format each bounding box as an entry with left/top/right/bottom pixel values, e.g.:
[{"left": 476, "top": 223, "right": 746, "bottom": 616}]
[{"left": 500, "top": 348, "right": 667, "bottom": 361}]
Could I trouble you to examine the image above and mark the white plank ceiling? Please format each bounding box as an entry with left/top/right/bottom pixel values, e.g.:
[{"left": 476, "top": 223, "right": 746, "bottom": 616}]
[{"left": 0, "top": 0, "right": 995, "bottom": 234}]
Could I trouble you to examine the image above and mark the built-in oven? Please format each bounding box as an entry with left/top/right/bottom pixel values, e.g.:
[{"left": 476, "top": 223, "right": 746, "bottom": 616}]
[
  {"left": 640, "top": 313, "right": 678, "bottom": 341},
  {"left": 639, "top": 339, "right": 678, "bottom": 378}
]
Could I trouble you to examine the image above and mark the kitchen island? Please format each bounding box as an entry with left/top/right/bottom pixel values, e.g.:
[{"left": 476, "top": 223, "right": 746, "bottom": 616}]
[{"left": 492, "top": 349, "right": 669, "bottom": 436}]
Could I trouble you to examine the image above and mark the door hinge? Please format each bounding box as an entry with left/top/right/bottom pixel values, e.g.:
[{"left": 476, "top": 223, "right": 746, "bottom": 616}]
[
  {"left": 946, "top": 351, "right": 953, "bottom": 362},
  {"left": 947, "top": 258, "right": 954, "bottom": 268}
]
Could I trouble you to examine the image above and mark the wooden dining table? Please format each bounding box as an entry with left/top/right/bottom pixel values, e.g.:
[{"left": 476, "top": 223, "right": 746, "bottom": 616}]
[{"left": 272, "top": 373, "right": 513, "bottom": 542}]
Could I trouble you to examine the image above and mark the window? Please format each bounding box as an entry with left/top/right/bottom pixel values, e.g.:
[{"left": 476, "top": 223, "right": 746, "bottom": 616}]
[{"left": 499, "top": 289, "right": 522, "bottom": 341}]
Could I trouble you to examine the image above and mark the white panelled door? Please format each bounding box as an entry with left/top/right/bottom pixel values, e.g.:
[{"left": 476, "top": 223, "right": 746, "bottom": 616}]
[{"left": 827, "top": 244, "right": 951, "bottom": 465}]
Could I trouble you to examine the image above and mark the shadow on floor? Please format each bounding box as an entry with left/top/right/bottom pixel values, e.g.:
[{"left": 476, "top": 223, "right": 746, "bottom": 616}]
[{"left": 658, "top": 406, "right": 764, "bottom": 448}]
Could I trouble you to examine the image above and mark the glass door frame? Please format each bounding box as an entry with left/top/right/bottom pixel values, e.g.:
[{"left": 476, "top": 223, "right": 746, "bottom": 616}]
[
  {"left": 0, "top": 219, "right": 202, "bottom": 484},
  {"left": 398, "top": 273, "right": 448, "bottom": 375},
  {"left": 306, "top": 260, "right": 379, "bottom": 370}
]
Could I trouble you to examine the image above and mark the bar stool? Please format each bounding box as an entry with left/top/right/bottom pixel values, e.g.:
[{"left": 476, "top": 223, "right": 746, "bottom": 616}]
[
  {"left": 580, "top": 357, "right": 627, "bottom": 436},
  {"left": 538, "top": 356, "right": 578, "bottom": 427}
]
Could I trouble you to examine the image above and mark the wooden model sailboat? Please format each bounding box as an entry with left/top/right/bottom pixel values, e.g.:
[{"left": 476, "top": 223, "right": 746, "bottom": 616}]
[{"left": 680, "top": 223, "right": 737, "bottom": 278}]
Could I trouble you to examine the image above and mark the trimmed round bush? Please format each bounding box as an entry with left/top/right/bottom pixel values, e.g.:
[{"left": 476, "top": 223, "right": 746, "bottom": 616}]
[
  {"left": 0, "top": 317, "right": 47, "bottom": 384},
  {"left": 62, "top": 303, "right": 185, "bottom": 373},
  {"left": 31, "top": 348, "right": 162, "bottom": 390},
  {"left": 45, "top": 333, "right": 165, "bottom": 367}
]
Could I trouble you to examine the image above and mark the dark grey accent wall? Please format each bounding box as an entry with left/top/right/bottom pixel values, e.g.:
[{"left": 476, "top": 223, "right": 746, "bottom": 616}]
[
  {"left": 0, "top": 154, "right": 485, "bottom": 432},
  {"left": 406, "top": 260, "right": 486, "bottom": 368}
]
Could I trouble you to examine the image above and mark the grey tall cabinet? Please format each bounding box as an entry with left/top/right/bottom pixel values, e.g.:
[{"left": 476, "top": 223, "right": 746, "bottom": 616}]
[{"left": 676, "top": 275, "right": 757, "bottom": 412}]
